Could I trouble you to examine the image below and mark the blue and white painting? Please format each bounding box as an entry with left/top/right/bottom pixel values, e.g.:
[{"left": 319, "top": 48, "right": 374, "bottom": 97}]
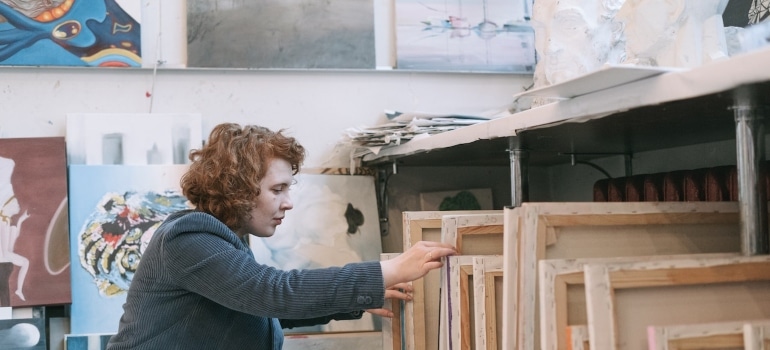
[
  {"left": 396, "top": 0, "right": 536, "bottom": 72},
  {"left": 68, "top": 165, "right": 191, "bottom": 334},
  {"left": 249, "top": 173, "right": 383, "bottom": 333}
]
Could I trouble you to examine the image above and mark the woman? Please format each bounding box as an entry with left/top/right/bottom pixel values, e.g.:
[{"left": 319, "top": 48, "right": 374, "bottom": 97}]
[{"left": 107, "top": 123, "right": 456, "bottom": 349}]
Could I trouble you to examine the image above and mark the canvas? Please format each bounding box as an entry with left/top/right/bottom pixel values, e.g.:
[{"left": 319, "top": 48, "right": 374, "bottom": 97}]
[
  {"left": 0, "top": 317, "right": 46, "bottom": 349},
  {"left": 0, "top": 0, "right": 141, "bottom": 67},
  {"left": 187, "top": 0, "right": 375, "bottom": 69},
  {"left": 395, "top": 0, "right": 536, "bottom": 72},
  {"left": 65, "top": 113, "right": 202, "bottom": 165},
  {"left": 0, "top": 137, "right": 70, "bottom": 307},
  {"left": 64, "top": 333, "right": 115, "bottom": 350},
  {"left": 249, "top": 173, "right": 383, "bottom": 333},
  {"left": 67, "top": 165, "right": 191, "bottom": 334}
]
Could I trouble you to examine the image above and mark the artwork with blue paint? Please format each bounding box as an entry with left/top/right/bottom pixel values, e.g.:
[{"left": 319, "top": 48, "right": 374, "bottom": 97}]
[
  {"left": 249, "top": 173, "right": 382, "bottom": 333},
  {"left": 0, "top": 317, "right": 46, "bottom": 349},
  {"left": 68, "top": 165, "right": 192, "bottom": 334},
  {"left": 396, "top": 0, "right": 536, "bottom": 72},
  {"left": 0, "top": 0, "right": 141, "bottom": 66},
  {"left": 65, "top": 333, "right": 114, "bottom": 350}
]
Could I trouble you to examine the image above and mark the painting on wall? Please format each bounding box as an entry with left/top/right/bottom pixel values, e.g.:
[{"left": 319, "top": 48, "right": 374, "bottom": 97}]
[
  {"left": 0, "top": 137, "right": 70, "bottom": 308},
  {"left": 395, "top": 0, "right": 536, "bottom": 72},
  {"left": 186, "top": 0, "right": 375, "bottom": 69},
  {"left": 67, "top": 165, "right": 191, "bottom": 334},
  {"left": 0, "top": 317, "right": 46, "bottom": 349},
  {"left": 65, "top": 113, "right": 202, "bottom": 165},
  {"left": 64, "top": 333, "right": 114, "bottom": 350},
  {"left": 249, "top": 173, "right": 383, "bottom": 333},
  {"left": 0, "top": 0, "right": 142, "bottom": 67}
]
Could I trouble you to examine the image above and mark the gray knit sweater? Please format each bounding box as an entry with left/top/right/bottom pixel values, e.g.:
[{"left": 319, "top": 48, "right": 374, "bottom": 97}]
[{"left": 106, "top": 210, "right": 385, "bottom": 350}]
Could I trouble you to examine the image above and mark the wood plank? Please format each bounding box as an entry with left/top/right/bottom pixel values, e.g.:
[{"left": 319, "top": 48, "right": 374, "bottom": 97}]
[
  {"left": 381, "top": 253, "right": 402, "bottom": 350},
  {"left": 647, "top": 319, "right": 770, "bottom": 350}
]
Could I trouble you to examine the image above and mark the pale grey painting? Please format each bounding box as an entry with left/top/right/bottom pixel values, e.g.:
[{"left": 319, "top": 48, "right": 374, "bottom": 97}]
[
  {"left": 396, "top": 0, "right": 536, "bottom": 72},
  {"left": 187, "top": 0, "right": 375, "bottom": 69}
]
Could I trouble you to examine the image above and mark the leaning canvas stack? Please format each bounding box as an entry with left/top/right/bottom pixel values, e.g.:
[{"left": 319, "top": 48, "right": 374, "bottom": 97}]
[{"left": 383, "top": 201, "right": 770, "bottom": 350}]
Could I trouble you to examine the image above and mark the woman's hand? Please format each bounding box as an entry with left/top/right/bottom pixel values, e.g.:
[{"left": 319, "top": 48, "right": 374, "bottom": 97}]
[
  {"left": 379, "top": 241, "right": 457, "bottom": 288},
  {"left": 366, "top": 283, "right": 413, "bottom": 318}
]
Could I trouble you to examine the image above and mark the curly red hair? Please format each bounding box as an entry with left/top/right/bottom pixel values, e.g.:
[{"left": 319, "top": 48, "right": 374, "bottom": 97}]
[{"left": 181, "top": 123, "right": 305, "bottom": 231}]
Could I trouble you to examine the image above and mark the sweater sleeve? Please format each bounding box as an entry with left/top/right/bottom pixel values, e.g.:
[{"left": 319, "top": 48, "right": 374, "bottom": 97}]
[
  {"left": 160, "top": 222, "right": 385, "bottom": 320},
  {"left": 279, "top": 310, "right": 364, "bottom": 329}
]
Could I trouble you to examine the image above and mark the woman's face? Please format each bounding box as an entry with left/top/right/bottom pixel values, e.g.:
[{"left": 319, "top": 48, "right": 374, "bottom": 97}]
[{"left": 236, "top": 158, "right": 294, "bottom": 238}]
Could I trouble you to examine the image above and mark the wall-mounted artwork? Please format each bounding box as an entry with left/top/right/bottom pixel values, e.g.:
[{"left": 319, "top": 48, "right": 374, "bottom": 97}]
[
  {"left": 186, "top": 0, "right": 375, "bottom": 69},
  {"left": 0, "top": 0, "right": 142, "bottom": 67},
  {"left": 67, "top": 165, "right": 191, "bottom": 334},
  {"left": 65, "top": 113, "right": 202, "bottom": 165},
  {"left": 0, "top": 317, "right": 46, "bottom": 349},
  {"left": 396, "top": 0, "right": 536, "bottom": 72},
  {"left": 249, "top": 173, "right": 382, "bottom": 333},
  {"left": 0, "top": 137, "right": 70, "bottom": 308}
]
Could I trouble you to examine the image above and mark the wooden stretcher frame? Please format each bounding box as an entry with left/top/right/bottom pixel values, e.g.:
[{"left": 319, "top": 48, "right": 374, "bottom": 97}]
[
  {"left": 473, "top": 255, "right": 504, "bottom": 350},
  {"left": 402, "top": 210, "right": 499, "bottom": 350},
  {"left": 441, "top": 213, "right": 505, "bottom": 350},
  {"left": 381, "top": 253, "right": 402, "bottom": 350},
  {"left": 538, "top": 253, "right": 739, "bottom": 350},
  {"left": 744, "top": 323, "right": 770, "bottom": 350},
  {"left": 566, "top": 325, "right": 589, "bottom": 350},
  {"left": 442, "top": 255, "right": 479, "bottom": 350},
  {"left": 647, "top": 319, "right": 770, "bottom": 350},
  {"left": 509, "top": 201, "right": 741, "bottom": 350},
  {"left": 283, "top": 331, "right": 383, "bottom": 349},
  {"left": 584, "top": 255, "right": 770, "bottom": 350}
]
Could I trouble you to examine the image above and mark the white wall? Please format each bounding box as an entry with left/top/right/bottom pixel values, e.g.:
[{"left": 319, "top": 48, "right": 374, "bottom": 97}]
[{"left": 0, "top": 66, "right": 532, "bottom": 168}]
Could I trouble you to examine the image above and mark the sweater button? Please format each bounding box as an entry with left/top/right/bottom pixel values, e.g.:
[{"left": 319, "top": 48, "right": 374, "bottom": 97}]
[{"left": 357, "top": 296, "right": 365, "bottom": 304}]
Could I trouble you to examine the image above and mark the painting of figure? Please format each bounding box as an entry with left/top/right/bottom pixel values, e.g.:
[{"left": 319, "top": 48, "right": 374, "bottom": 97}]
[
  {"left": 396, "top": 0, "right": 536, "bottom": 72},
  {"left": 249, "top": 173, "right": 382, "bottom": 333},
  {"left": 0, "top": 0, "right": 141, "bottom": 66},
  {"left": 0, "top": 137, "right": 69, "bottom": 307},
  {"left": 68, "top": 165, "right": 191, "bottom": 334}
]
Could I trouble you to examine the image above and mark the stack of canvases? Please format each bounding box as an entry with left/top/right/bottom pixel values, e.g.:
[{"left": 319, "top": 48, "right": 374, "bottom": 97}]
[
  {"left": 383, "top": 202, "right": 770, "bottom": 350},
  {"left": 592, "top": 163, "right": 770, "bottom": 202}
]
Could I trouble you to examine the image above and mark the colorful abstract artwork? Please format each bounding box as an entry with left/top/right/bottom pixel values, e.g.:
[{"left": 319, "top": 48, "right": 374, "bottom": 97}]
[
  {"left": 0, "top": 137, "right": 70, "bottom": 308},
  {"left": 0, "top": 0, "right": 142, "bottom": 67},
  {"left": 249, "top": 173, "right": 382, "bottom": 333},
  {"left": 67, "top": 165, "right": 191, "bottom": 334},
  {"left": 0, "top": 317, "right": 46, "bottom": 349},
  {"left": 65, "top": 113, "right": 202, "bottom": 166},
  {"left": 395, "top": 0, "right": 536, "bottom": 72}
]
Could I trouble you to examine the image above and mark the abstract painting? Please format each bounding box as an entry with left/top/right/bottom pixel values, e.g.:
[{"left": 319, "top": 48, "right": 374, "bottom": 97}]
[
  {"left": 68, "top": 165, "right": 191, "bottom": 334},
  {"left": 0, "top": 0, "right": 142, "bottom": 67},
  {"left": 0, "top": 137, "right": 70, "bottom": 307},
  {"left": 396, "top": 0, "right": 536, "bottom": 72},
  {"left": 65, "top": 113, "right": 202, "bottom": 165},
  {"left": 187, "top": 0, "right": 375, "bottom": 69},
  {"left": 249, "top": 173, "right": 382, "bottom": 333}
]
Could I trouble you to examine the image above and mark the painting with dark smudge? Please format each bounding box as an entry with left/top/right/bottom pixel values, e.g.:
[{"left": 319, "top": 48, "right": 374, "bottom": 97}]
[{"left": 249, "top": 173, "right": 382, "bottom": 333}]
